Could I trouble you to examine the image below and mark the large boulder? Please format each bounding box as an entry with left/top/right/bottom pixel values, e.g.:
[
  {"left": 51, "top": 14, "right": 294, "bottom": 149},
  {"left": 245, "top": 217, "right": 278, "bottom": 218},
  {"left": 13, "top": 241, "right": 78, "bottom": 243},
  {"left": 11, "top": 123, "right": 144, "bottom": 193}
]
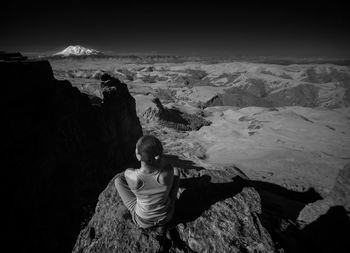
[
  {"left": 73, "top": 164, "right": 275, "bottom": 253},
  {"left": 1, "top": 58, "right": 142, "bottom": 252}
]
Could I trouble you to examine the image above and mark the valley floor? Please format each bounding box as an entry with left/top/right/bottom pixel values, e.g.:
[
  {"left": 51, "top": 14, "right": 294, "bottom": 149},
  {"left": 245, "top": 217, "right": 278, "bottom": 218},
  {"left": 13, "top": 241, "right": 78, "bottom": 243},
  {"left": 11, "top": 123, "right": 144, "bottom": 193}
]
[
  {"left": 49, "top": 58, "right": 350, "bottom": 252},
  {"left": 50, "top": 58, "right": 350, "bottom": 197}
]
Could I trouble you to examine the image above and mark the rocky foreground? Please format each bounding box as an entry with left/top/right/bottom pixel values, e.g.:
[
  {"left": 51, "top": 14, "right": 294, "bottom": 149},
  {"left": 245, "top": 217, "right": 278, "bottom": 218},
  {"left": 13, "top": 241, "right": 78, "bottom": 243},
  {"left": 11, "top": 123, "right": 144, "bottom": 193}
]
[
  {"left": 73, "top": 166, "right": 275, "bottom": 253},
  {"left": 2, "top": 53, "right": 349, "bottom": 252},
  {"left": 2, "top": 53, "right": 142, "bottom": 252},
  {"left": 73, "top": 160, "right": 350, "bottom": 253}
]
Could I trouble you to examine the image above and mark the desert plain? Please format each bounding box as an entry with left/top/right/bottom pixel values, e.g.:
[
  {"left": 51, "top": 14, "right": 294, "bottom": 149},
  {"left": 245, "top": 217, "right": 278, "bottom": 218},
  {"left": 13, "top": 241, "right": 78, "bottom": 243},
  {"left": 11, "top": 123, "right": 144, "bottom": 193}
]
[{"left": 50, "top": 57, "right": 350, "bottom": 200}]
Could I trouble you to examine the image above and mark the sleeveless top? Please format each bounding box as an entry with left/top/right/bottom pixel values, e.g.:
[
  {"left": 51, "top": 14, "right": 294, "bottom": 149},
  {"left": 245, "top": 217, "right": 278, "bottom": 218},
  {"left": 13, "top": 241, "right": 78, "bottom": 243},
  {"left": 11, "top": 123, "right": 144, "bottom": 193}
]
[{"left": 129, "top": 168, "right": 173, "bottom": 226}]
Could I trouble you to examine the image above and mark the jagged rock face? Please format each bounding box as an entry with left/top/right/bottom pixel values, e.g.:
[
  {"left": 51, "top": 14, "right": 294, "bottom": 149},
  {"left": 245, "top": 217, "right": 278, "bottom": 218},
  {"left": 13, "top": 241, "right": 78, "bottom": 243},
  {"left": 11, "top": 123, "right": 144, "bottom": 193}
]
[
  {"left": 1, "top": 59, "right": 142, "bottom": 252},
  {"left": 73, "top": 164, "right": 275, "bottom": 253}
]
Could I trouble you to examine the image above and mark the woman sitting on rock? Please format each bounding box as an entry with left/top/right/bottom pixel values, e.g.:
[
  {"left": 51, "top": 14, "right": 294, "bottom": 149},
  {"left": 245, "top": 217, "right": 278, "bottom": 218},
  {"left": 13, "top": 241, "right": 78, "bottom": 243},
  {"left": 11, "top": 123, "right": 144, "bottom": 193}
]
[{"left": 115, "top": 135, "right": 180, "bottom": 229}]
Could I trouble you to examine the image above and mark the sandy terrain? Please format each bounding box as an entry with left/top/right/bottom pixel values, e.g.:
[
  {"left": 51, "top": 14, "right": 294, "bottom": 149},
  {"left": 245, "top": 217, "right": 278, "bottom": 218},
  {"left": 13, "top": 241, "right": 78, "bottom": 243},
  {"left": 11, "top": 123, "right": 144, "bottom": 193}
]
[
  {"left": 50, "top": 58, "right": 350, "bottom": 197},
  {"left": 190, "top": 106, "right": 350, "bottom": 195}
]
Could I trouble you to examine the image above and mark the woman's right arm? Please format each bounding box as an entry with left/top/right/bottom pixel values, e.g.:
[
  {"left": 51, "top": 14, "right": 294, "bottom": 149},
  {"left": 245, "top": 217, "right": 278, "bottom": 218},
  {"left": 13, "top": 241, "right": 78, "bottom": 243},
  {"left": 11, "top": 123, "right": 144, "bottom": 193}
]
[
  {"left": 169, "top": 167, "right": 180, "bottom": 200},
  {"left": 158, "top": 165, "right": 180, "bottom": 199}
]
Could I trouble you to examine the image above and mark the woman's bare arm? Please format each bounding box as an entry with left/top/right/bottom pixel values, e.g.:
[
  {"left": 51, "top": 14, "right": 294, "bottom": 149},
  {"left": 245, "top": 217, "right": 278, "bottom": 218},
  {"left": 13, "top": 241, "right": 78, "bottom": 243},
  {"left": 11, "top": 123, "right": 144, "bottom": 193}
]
[{"left": 169, "top": 167, "right": 180, "bottom": 200}]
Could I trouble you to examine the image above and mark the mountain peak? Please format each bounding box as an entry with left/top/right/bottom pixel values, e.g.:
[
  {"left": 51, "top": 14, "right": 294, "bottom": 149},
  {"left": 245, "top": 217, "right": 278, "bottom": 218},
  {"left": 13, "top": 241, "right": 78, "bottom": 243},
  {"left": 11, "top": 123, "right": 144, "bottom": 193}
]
[{"left": 53, "top": 45, "right": 102, "bottom": 56}]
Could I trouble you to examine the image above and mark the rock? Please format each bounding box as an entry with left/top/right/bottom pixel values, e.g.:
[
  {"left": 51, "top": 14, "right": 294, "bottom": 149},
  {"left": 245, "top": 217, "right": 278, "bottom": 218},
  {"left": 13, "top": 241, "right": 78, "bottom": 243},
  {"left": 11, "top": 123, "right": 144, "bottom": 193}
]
[
  {"left": 144, "top": 66, "right": 155, "bottom": 72},
  {"left": 205, "top": 92, "right": 273, "bottom": 108},
  {"left": 134, "top": 94, "right": 211, "bottom": 131},
  {"left": 2, "top": 58, "right": 142, "bottom": 253},
  {"left": 73, "top": 70, "right": 92, "bottom": 78},
  {"left": 73, "top": 165, "right": 275, "bottom": 253},
  {"left": 204, "top": 81, "right": 319, "bottom": 108},
  {"left": 92, "top": 70, "right": 106, "bottom": 79},
  {"left": 330, "top": 163, "right": 350, "bottom": 210},
  {"left": 113, "top": 68, "right": 135, "bottom": 81},
  {"left": 298, "top": 206, "right": 350, "bottom": 253},
  {"left": 266, "top": 83, "right": 319, "bottom": 107},
  {"left": 101, "top": 73, "right": 114, "bottom": 82},
  {"left": 134, "top": 94, "right": 163, "bottom": 121},
  {"left": 101, "top": 76, "right": 143, "bottom": 160},
  {"left": 297, "top": 163, "right": 350, "bottom": 224}
]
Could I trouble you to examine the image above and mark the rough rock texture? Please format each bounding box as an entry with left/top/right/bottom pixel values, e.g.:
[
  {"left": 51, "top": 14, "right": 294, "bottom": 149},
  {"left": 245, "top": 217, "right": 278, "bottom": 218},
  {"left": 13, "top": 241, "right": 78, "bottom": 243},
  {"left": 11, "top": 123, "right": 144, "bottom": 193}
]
[
  {"left": 73, "top": 163, "right": 276, "bottom": 253},
  {"left": 2, "top": 59, "right": 142, "bottom": 252}
]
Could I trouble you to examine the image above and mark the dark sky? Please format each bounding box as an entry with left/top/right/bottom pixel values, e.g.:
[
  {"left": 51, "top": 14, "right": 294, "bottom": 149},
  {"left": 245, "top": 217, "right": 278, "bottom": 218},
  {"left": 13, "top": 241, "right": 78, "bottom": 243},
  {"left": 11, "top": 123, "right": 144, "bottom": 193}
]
[{"left": 1, "top": 0, "right": 349, "bottom": 57}]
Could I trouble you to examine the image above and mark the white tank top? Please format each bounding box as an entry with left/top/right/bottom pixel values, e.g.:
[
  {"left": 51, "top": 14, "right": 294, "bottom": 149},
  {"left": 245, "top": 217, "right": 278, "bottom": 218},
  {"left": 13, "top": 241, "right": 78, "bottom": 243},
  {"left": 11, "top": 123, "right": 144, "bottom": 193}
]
[{"left": 131, "top": 169, "right": 172, "bottom": 221}]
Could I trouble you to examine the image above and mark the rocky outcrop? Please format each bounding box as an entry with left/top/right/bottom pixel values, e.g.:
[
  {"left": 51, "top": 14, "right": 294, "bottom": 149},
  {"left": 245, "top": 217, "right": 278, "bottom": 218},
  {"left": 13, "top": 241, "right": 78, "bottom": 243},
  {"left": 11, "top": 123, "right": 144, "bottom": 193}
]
[
  {"left": 2, "top": 57, "right": 142, "bottom": 252},
  {"left": 204, "top": 83, "right": 319, "bottom": 108},
  {"left": 73, "top": 163, "right": 276, "bottom": 253},
  {"left": 135, "top": 94, "right": 211, "bottom": 131},
  {"left": 134, "top": 94, "right": 164, "bottom": 121},
  {"left": 266, "top": 83, "right": 319, "bottom": 107},
  {"left": 204, "top": 92, "right": 273, "bottom": 108}
]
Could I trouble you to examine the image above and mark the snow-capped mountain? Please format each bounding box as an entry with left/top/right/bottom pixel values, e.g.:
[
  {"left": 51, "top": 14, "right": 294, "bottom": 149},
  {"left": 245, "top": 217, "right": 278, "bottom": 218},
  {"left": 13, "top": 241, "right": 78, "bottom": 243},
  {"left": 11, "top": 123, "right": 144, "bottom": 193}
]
[{"left": 53, "top": 45, "right": 103, "bottom": 56}]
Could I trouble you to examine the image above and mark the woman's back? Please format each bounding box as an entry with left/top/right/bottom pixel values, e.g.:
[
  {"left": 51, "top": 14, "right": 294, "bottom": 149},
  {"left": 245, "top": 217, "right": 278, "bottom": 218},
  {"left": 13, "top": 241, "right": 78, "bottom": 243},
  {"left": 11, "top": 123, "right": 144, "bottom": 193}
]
[
  {"left": 125, "top": 165, "right": 175, "bottom": 224},
  {"left": 115, "top": 135, "right": 179, "bottom": 229}
]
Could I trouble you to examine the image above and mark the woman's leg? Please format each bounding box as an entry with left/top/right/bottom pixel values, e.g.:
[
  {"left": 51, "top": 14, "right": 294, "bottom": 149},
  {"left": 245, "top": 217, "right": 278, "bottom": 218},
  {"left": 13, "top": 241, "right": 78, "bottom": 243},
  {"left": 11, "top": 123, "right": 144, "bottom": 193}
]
[{"left": 115, "top": 173, "right": 137, "bottom": 211}]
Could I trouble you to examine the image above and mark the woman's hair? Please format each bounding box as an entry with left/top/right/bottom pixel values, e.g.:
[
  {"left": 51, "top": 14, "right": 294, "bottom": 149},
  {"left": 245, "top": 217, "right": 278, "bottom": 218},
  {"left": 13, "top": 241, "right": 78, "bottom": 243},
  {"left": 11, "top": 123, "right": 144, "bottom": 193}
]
[{"left": 136, "top": 135, "right": 163, "bottom": 164}]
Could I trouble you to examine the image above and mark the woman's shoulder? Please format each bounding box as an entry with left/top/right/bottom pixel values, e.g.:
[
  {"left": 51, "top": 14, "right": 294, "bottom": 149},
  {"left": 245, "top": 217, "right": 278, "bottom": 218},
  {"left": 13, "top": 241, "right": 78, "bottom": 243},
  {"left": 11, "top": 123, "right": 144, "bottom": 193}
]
[
  {"left": 161, "top": 164, "right": 179, "bottom": 176},
  {"left": 125, "top": 168, "right": 143, "bottom": 190},
  {"left": 158, "top": 164, "right": 177, "bottom": 185},
  {"left": 124, "top": 168, "right": 138, "bottom": 179}
]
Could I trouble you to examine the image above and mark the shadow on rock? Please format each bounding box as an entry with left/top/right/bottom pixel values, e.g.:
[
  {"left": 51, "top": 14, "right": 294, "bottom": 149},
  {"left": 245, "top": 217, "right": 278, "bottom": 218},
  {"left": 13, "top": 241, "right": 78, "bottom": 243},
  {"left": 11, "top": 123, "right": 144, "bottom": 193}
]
[
  {"left": 2, "top": 59, "right": 142, "bottom": 253},
  {"left": 252, "top": 180, "right": 322, "bottom": 221},
  {"left": 174, "top": 175, "right": 247, "bottom": 224},
  {"left": 245, "top": 175, "right": 350, "bottom": 253},
  {"left": 269, "top": 205, "right": 350, "bottom": 253},
  {"left": 299, "top": 206, "right": 350, "bottom": 253}
]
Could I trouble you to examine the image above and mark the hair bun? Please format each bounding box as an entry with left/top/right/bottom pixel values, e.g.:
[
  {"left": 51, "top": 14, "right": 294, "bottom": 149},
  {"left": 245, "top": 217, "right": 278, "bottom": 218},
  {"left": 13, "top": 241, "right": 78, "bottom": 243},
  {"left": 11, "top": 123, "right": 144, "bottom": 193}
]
[{"left": 136, "top": 135, "right": 163, "bottom": 164}]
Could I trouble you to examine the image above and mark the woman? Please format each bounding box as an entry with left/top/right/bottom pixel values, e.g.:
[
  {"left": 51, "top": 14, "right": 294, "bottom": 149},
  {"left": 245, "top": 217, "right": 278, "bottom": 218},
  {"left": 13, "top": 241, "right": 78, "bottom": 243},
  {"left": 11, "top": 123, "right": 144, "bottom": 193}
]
[{"left": 115, "top": 135, "right": 180, "bottom": 229}]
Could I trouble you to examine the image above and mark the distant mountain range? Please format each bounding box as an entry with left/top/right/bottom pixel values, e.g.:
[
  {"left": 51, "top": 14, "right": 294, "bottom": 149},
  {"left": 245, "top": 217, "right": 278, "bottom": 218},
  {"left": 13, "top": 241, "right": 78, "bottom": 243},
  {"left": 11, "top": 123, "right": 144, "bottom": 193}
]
[
  {"left": 53, "top": 45, "right": 103, "bottom": 57},
  {"left": 29, "top": 46, "right": 350, "bottom": 65}
]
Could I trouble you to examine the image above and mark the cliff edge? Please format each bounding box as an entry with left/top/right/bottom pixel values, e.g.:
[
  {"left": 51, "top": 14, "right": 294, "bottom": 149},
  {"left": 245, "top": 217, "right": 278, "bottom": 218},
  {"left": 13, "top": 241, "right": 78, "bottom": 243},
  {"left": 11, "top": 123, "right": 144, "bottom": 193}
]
[{"left": 1, "top": 53, "right": 142, "bottom": 252}]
